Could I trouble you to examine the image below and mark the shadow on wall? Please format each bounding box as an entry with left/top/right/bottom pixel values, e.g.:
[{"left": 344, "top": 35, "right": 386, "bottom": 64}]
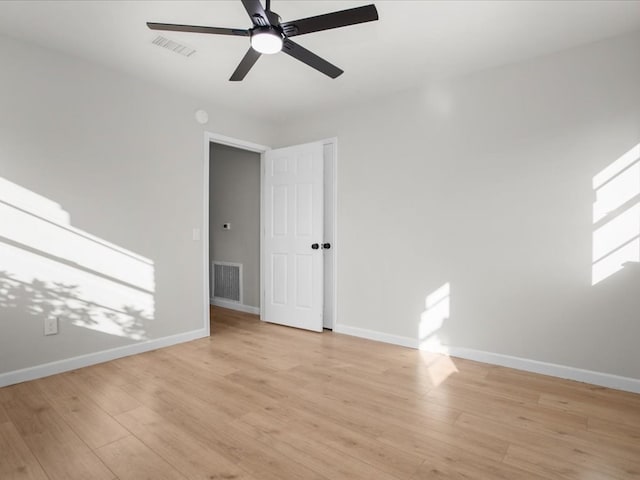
[
  {"left": 592, "top": 143, "right": 640, "bottom": 285},
  {"left": 0, "top": 177, "right": 154, "bottom": 341}
]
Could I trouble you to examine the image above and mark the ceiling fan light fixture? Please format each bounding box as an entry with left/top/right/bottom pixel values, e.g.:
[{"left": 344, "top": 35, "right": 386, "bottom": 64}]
[{"left": 250, "top": 28, "right": 283, "bottom": 54}]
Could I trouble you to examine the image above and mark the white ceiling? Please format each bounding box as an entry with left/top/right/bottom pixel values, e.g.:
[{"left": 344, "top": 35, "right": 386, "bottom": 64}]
[{"left": 1, "top": 1, "right": 639, "bottom": 122}]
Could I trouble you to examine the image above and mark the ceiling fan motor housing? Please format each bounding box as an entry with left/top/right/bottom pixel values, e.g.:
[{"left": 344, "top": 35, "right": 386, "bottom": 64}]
[{"left": 250, "top": 25, "right": 285, "bottom": 54}]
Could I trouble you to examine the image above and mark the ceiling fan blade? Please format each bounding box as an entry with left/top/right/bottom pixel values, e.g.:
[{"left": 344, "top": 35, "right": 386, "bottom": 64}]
[
  {"left": 147, "top": 22, "right": 249, "bottom": 36},
  {"left": 282, "top": 39, "right": 343, "bottom": 79},
  {"left": 241, "top": 0, "right": 271, "bottom": 26},
  {"left": 230, "top": 48, "right": 262, "bottom": 81},
  {"left": 280, "top": 4, "right": 378, "bottom": 37}
]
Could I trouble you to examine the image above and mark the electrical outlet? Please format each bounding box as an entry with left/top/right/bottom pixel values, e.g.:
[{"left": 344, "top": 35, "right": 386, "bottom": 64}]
[{"left": 44, "top": 317, "right": 58, "bottom": 336}]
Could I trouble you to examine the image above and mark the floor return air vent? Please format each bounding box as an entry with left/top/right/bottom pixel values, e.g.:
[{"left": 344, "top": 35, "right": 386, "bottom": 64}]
[{"left": 212, "top": 262, "right": 242, "bottom": 303}]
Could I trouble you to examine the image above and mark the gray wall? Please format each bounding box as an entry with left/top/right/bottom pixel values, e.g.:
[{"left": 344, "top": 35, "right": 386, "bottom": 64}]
[
  {"left": 0, "top": 33, "right": 274, "bottom": 376},
  {"left": 209, "top": 143, "right": 261, "bottom": 308},
  {"left": 274, "top": 31, "right": 640, "bottom": 380},
  {"left": 3, "top": 26, "right": 640, "bottom": 386}
]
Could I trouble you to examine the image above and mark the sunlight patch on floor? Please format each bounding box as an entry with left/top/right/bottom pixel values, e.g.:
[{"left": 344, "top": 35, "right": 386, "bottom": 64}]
[{"left": 418, "top": 282, "right": 457, "bottom": 386}]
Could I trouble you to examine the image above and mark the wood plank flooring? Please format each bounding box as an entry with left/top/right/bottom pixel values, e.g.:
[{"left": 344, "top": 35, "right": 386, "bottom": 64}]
[{"left": 1, "top": 306, "right": 640, "bottom": 479}]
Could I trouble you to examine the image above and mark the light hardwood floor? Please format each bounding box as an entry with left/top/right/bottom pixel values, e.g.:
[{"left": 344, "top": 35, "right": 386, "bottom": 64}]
[{"left": 1, "top": 306, "right": 640, "bottom": 479}]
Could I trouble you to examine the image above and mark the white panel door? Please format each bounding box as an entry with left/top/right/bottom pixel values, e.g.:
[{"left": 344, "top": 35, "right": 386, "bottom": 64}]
[{"left": 264, "top": 141, "right": 323, "bottom": 332}]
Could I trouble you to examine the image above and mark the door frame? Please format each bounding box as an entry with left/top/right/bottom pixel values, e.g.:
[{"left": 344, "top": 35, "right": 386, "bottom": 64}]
[
  {"left": 203, "top": 131, "right": 269, "bottom": 334},
  {"left": 202, "top": 132, "right": 338, "bottom": 332},
  {"left": 322, "top": 138, "right": 338, "bottom": 330}
]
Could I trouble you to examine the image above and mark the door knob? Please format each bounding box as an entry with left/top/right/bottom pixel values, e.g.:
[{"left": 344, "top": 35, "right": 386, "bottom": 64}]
[
  {"left": 311, "top": 243, "right": 320, "bottom": 250},
  {"left": 322, "top": 243, "right": 331, "bottom": 249}
]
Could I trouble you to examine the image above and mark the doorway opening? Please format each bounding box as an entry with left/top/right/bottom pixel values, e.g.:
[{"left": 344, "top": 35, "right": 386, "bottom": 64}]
[
  {"left": 202, "top": 132, "right": 337, "bottom": 334},
  {"left": 209, "top": 142, "right": 261, "bottom": 315}
]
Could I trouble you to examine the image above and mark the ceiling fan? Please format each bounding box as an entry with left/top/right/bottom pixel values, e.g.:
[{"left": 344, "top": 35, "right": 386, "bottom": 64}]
[{"left": 147, "top": 0, "right": 379, "bottom": 81}]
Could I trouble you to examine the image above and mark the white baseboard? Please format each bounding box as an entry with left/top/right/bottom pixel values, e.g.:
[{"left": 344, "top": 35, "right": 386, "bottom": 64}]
[
  {"left": 0, "top": 328, "right": 208, "bottom": 388},
  {"left": 210, "top": 298, "right": 260, "bottom": 315},
  {"left": 334, "top": 324, "right": 640, "bottom": 394},
  {"left": 333, "top": 324, "right": 418, "bottom": 349},
  {"left": 438, "top": 345, "right": 640, "bottom": 394}
]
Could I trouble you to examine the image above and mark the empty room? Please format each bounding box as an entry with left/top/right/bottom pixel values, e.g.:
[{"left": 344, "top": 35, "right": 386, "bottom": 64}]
[{"left": 1, "top": 1, "right": 639, "bottom": 479}]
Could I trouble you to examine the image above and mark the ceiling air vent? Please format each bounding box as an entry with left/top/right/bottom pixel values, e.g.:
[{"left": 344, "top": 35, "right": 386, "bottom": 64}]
[{"left": 152, "top": 36, "right": 196, "bottom": 57}]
